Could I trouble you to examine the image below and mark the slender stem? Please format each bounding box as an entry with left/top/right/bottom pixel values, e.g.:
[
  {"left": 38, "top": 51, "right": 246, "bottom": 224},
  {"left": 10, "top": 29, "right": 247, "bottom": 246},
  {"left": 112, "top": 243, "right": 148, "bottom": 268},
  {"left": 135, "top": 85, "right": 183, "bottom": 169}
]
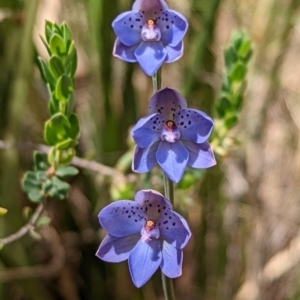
[
  {"left": 161, "top": 173, "right": 176, "bottom": 300},
  {"left": 163, "top": 173, "right": 174, "bottom": 206},
  {"left": 152, "top": 70, "right": 176, "bottom": 300},
  {"left": 0, "top": 203, "right": 44, "bottom": 247},
  {"left": 152, "top": 69, "right": 162, "bottom": 91}
]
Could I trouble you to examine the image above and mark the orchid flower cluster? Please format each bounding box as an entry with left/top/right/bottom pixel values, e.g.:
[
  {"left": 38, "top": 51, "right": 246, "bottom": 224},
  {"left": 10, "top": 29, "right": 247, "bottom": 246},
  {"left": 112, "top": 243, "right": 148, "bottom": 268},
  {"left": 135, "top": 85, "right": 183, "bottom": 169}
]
[{"left": 96, "top": 0, "right": 216, "bottom": 291}]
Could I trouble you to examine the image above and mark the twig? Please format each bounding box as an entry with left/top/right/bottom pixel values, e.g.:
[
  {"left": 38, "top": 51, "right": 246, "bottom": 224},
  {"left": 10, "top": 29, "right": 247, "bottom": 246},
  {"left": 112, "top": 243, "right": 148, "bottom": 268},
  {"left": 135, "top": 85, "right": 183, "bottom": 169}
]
[
  {"left": 0, "top": 140, "right": 127, "bottom": 179},
  {"left": 0, "top": 227, "right": 65, "bottom": 281},
  {"left": 0, "top": 203, "right": 44, "bottom": 246}
]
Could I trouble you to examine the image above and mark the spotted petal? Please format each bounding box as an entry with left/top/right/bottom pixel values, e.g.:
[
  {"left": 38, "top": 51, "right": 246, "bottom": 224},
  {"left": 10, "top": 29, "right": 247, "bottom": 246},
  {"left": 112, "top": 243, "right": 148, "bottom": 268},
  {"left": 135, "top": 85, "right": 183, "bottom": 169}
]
[
  {"left": 112, "top": 11, "right": 144, "bottom": 46},
  {"left": 159, "top": 10, "right": 188, "bottom": 47},
  {"left": 175, "top": 109, "right": 214, "bottom": 143},
  {"left": 99, "top": 201, "right": 146, "bottom": 237},
  {"left": 113, "top": 38, "right": 138, "bottom": 62},
  {"left": 165, "top": 41, "right": 183, "bottom": 63},
  {"left": 183, "top": 140, "right": 216, "bottom": 168},
  {"left": 134, "top": 41, "right": 167, "bottom": 76},
  {"left": 158, "top": 210, "right": 191, "bottom": 249},
  {"left": 128, "top": 239, "right": 162, "bottom": 287},
  {"left": 132, "top": 142, "right": 159, "bottom": 173},
  {"left": 132, "top": 113, "right": 163, "bottom": 148},
  {"left": 156, "top": 140, "right": 189, "bottom": 183},
  {"left": 96, "top": 234, "right": 140, "bottom": 263},
  {"left": 134, "top": 189, "right": 172, "bottom": 221},
  {"left": 161, "top": 241, "right": 183, "bottom": 278},
  {"left": 148, "top": 88, "right": 187, "bottom": 120}
]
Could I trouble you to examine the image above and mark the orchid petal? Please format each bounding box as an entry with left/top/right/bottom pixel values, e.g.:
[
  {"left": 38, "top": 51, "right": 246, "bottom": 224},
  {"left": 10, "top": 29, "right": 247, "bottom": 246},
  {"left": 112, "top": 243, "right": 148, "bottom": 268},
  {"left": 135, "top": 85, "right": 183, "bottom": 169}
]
[
  {"left": 134, "top": 189, "right": 172, "bottom": 221},
  {"left": 99, "top": 201, "right": 146, "bottom": 237},
  {"left": 112, "top": 11, "right": 144, "bottom": 46},
  {"left": 132, "top": 142, "right": 159, "bottom": 173},
  {"left": 134, "top": 41, "right": 167, "bottom": 76},
  {"left": 132, "top": 0, "right": 169, "bottom": 12},
  {"left": 148, "top": 88, "right": 187, "bottom": 120},
  {"left": 156, "top": 140, "right": 189, "bottom": 183},
  {"left": 161, "top": 241, "right": 183, "bottom": 278},
  {"left": 183, "top": 140, "right": 216, "bottom": 168},
  {"left": 175, "top": 109, "right": 214, "bottom": 143},
  {"left": 159, "top": 210, "right": 191, "bottom": 249},
  {"left": 113, "top": 38, "right": 138, "bottom": 62},
  {"left": 132, "top": 113, "right": 163, "bottom": 148},
  {"left": 129, "top": 239, "right": 162, "bottom": 287},
  {"left": 165, "top": 41, "right": 183, "bottom": 63},
  {"left": 159, "top": 10, "right": 188, "bottom": 47},
  {"left": 96, "top": 234, "right": 140, "bottom": 263}
]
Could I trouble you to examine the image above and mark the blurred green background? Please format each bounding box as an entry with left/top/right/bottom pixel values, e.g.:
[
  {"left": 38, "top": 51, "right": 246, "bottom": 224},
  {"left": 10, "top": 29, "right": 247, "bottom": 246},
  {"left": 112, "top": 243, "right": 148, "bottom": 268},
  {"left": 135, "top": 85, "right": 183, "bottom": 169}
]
[{"left": 1, "top": 0, "right": 300, "bottom": 299}]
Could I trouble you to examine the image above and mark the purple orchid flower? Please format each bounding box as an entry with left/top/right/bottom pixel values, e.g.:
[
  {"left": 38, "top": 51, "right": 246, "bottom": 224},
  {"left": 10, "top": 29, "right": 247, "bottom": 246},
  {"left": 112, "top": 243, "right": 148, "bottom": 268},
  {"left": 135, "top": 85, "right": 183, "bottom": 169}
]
[
  {"left": 112, "top": 0, "right": 188, "bottom": 76},
  {"left": 96, "top": 189, "right": 191, "bottom": 288},
  {"left": 132, "top": 88, "right": 216, "bottom": 183}
]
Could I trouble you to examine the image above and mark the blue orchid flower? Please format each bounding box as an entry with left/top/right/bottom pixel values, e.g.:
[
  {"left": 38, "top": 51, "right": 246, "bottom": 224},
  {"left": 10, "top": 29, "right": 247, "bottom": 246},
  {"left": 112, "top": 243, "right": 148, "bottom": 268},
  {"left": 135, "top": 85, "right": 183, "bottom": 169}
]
[
  {"left": 112, "top": 0, "right": 188, "bottom": 76},
  {"left": 132, "top": 88, "right": 216, "bottom": 183},
  {"left": 96, "top": 189, "right": 191, "bottom": 288}
]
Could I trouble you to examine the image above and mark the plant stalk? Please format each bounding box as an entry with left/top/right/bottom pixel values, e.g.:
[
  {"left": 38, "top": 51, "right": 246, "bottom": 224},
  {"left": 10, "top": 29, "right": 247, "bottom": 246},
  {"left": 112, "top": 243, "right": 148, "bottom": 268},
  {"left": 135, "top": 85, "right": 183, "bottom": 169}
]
[{"left": 152, "top": 70, "right": 176, "bottom": 300}]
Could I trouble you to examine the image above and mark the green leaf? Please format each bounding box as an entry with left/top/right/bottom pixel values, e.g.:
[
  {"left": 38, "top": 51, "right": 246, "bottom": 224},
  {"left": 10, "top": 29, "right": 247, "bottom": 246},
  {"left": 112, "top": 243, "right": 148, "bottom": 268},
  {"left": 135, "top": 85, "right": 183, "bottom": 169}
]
[
  {"left": 33, "top": 152, "right": 49, "bottom": 171},
  {"left": 36, "top": 215, "right": 52, "bottom": 227},
  {"left": 44, "top": 113, "right": 71, "bottom": 145},
  {"left": 229, "top": 62, "right": 246, "bottom": 82},
  {"left": 224, "top": 46, "right": 237, "bottom": 70},
  {"left": 37, "top": 57, "right": 55, "bottom": 90},
  {"left": 65, "top": 42, "right": 77, "bottom": 77},
  {"left": 55, "top": 74, "right": 73, "bottom": 101},
  {"left": 59, "top": 148, "right": 75, "bottom": 165},
  {"left": 224, "top": 114, "right": 239, "bottom": 129},
  {"left": 29, "top": 229, "right": 42, "bottom": 240},
  {"left": 36, "top": 171, "right": 48, "bottom": 181},
  {"left": 50, "top": 34, "right": 67, "bottom": 57},
  {"left": 67, "top": 114, "right": 80, "bottom": 139},
  {"left": 49, "top": 92, "right": 60, "bottom": 115},
  {"left": 232, "top": 94, "right": 243, "bottom": 111},
  {"left": 232, "top": 31, "right": 243, "bottom": 51},
  {"left": 56, "top": 165, "right": 79, "bottom": 178},
  {"left": 55, "top": 138, "right": 76, "bottom": 150},
  {"left": 61, "top": 22, "right": 72, "bottom": 51},
  {"left": 216, "top": 94, "right": 231, "bottom": 117},
  {"left": 47, "top": 177, "right": 70, "bottom": 200},
  {"left": 22, "top": 171, "right": 41, "bottom": 193},
  {"left": 45, "top": 20, "right": 53, "bottom": 43},
  {"left": 39, "top": 35, "right": 51, "bottom": 57},
  {"left": 49, "top": 56, "right": 65, "bottom": 79},
  {"left": 28, "top": 190, "right": 44, "bottom": 203},
  {"left": 238, "top": 39, "right": 251, "bottom": 58}
]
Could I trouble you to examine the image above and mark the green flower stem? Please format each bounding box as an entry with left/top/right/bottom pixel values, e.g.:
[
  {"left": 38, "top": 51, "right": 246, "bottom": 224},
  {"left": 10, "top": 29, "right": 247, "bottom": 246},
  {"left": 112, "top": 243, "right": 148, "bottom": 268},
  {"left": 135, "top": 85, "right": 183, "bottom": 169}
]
[
  {"left": 152, "top": 69, "right": 162, "bottom": 91},
  {"left": 152, "top": 70, "right": 176, "bottom": 300},
  {"left": 162, "top": 174, "right": 176, "bottom": 300},
  {"left": 163, "top": 173, "right": 174, "bottom": 206}
]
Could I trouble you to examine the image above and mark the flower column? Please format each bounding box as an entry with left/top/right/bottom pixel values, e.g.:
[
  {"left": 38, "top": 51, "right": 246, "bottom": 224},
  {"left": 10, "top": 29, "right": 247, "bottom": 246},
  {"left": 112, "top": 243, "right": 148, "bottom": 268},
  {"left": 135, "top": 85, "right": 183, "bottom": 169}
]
[{"left": 96, "top": 0, "right": 216, "bottom": 299}]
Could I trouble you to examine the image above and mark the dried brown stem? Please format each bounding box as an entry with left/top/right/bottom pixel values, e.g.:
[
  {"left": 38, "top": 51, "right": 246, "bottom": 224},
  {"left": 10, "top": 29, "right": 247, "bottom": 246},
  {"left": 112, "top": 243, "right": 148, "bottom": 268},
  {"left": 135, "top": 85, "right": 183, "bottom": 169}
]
[{"left": 0, "top": 203, "right": 44, "bottom": 246}]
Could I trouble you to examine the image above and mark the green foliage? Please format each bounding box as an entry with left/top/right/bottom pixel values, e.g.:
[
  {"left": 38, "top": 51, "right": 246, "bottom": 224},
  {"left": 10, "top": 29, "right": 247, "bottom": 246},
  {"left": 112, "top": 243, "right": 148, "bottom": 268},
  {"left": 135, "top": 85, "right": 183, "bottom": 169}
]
[
  {"left": 22, "top": 152, "right": 78, "bottom": 201},
  {"left": 216, "top": 31, "right": 252, "bottom": 126},
  {"left": 213, "top": 31, "right": 252, "bottom": 156},
  {"left": 22, "top": 21, "right": 80, "bottom": 202}
]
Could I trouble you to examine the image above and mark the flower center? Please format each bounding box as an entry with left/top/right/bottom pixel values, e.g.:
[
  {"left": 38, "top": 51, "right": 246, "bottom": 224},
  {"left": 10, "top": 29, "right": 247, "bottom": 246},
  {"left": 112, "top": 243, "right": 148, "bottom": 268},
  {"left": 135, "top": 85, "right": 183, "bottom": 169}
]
[
  {"left": 145, "top": 219, "right": 156, "bottom": 232},
  {"left": 161, "top": 120, "right": 180, "bottom": 143},
  {"left": 141, "top": 219, "right": 160, "bottom": 242},
  {"left": 141, "top": 19, "right": 161, "bottom": 41}
]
